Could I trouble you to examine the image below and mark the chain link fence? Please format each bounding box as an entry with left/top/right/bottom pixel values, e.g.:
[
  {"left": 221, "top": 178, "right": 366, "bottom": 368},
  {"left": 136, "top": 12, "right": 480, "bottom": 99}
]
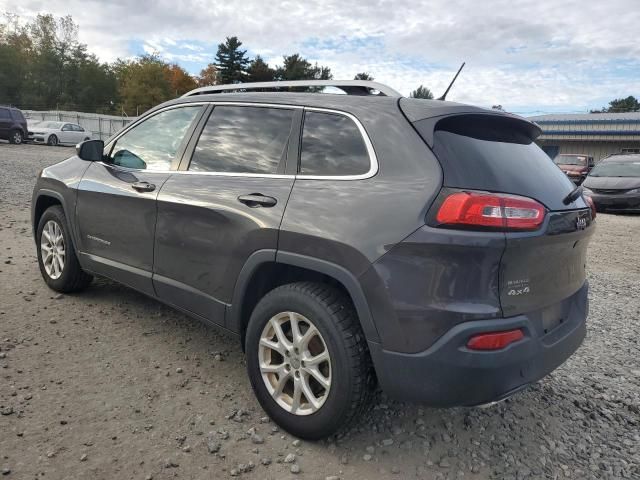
[{"left": 23, "top": 110, "right": 138, "bottom": 141}]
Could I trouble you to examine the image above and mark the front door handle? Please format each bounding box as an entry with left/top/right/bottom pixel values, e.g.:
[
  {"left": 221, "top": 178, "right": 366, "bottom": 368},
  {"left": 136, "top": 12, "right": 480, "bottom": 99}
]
[
  {"left": 131, "top": 181, "right": 156, "bottom": 193},
  {"left": 238, "top": 193, "right": 277, "bottom": 208}
]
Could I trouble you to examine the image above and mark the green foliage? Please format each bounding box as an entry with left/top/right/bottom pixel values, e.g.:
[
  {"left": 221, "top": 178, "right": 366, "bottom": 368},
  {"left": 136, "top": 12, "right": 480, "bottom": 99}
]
[
  {"left": 247, "top": 55, "right": 276, "bottom": 82},
  {"left": 215, "top": 36, "right": 250, "bottom": 84},
  {"left": 591, "top": 96, "right": 640, "bottom": 113},
  {"left": 0, "top": 13, "right": 117, "bottom": 112},
  {"left": 354, "top": 72, "right": 374, "bottom": 80},
  {"left": 410, "top": 85, "right": 434, "bottom": 100},
  {"left": 276, "top": 54, "right": 333, "bottom": 81}
]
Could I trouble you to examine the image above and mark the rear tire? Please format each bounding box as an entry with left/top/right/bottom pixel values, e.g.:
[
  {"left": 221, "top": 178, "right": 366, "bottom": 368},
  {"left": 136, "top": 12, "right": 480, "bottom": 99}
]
[
  {"left": 47, "top": 134, "right": 58, "bottom": 146},
  {"left": 245, "top": 282, "right": 374, "bottom": 440},
  {"left": 36, "top": 205, "right": 92, "bottom": 293},
  {"left": 9, "top": 129, "right": 23, "bottom": 144}
]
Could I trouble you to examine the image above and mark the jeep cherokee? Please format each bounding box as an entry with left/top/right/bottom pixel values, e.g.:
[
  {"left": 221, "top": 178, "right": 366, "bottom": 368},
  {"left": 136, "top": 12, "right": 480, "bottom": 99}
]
[{"left": 32, "top": 80, "right": 595, "bottom": 439}]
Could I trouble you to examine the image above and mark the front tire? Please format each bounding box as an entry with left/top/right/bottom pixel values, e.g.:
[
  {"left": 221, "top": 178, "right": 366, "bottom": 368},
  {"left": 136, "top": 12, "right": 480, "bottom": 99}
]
[
  {"left": 245, "top": 282, "right": 374, "bottom": 440},
  {"left": 9, "top": 129, "right": 23, "bottom": 144},
  {"left": 36, "top": 205, "right": 92, "bottom": 292},
  {"left": 47, "top": 134, "right": 58, "bottom": 146}
]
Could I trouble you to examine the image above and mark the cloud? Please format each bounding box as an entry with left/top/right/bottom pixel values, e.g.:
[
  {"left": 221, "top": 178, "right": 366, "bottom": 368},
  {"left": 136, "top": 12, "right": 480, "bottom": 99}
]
[{"left": 5, "top": 0, "right": 640, "bottom": 112}]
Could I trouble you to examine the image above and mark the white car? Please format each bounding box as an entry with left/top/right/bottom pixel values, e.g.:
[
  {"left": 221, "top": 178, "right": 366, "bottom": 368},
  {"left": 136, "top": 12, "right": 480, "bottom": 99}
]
[{"left": 29, "top": 121, "right": 92, "bottom": 146}]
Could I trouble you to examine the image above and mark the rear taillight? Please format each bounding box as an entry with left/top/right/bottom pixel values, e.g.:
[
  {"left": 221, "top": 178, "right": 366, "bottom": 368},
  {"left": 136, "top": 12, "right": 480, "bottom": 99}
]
[
  {"left": 435, "top": 191, "right": 546, "bottom": 231},
  {"left": 467, "top": 329, "right": 524, "bottom": 350},
  {"left": 584, "top": 195, "right": 596, "bottom": 219}
]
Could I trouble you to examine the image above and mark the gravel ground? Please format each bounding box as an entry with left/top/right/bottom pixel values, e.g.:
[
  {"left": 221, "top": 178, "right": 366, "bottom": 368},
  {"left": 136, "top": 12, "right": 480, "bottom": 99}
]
[{"left": 1, "top": 143, "right": 639, "bottom": 480}]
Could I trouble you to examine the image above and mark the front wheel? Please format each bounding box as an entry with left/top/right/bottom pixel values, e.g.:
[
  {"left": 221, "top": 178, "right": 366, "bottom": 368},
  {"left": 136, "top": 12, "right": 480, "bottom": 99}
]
[
  {"left": 36, "top": 205, "right": 92, "bottom": 292},
  {"left": 245, "top": 282, "right": 374, "bottom": 440},
  {"left": 47, "top": 134, "right": 58, "bottom": 146}
]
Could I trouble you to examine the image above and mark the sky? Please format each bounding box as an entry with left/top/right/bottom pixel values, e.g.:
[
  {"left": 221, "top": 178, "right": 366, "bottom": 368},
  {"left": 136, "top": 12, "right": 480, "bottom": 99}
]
[{"left": 3, "top": 0, "right": 640, "bottom": 114}]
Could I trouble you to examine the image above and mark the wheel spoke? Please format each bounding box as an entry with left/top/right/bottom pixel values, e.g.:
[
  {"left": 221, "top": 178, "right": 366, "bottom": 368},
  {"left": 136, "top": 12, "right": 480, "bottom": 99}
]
[
  {"left": 272, "top": 371, "right": 290, "bottom": 400},
  {"left": 304, "top": 365, "right": 331, "bottom": 390},
  {"left": 290, "top": 377, "right": 302, "bottom": 413},
  {"left": 260, "top": 337, "right": 285, "bottom": 356},
  {"left": 305, "top": 350, "right": 329, "bottom": 366},
  {"left": 300, "top": 372, "right": 322, "bottom": 410},
  {"left": 271, "top": 317, "right": 292, "bottom": 350},
  {"left": 259, "top": 362, "right": 283, "bottom": 374},
  {"left": 299, "top": 324, "right": 319, "bottom": 349},
  {"left": 289, "top": 312, "right": 303, "bottom": 344}
]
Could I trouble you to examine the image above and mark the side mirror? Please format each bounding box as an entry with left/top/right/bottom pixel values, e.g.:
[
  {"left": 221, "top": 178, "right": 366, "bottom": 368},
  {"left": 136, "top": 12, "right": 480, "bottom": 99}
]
[{"left": 76, "top": 139, "right": 104, "bottom": 161}]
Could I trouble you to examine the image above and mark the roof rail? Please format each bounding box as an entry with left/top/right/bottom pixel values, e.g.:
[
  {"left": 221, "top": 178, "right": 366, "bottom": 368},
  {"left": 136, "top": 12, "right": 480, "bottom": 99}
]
[{"left": 182, "top": 80, "right": 402, "bottom": 98}]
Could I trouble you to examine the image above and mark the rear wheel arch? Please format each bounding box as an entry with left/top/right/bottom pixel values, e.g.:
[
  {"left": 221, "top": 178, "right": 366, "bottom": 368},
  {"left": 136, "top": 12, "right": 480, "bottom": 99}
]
[{"left": 230, "top": 251, "right": 380, "bottom": 349}]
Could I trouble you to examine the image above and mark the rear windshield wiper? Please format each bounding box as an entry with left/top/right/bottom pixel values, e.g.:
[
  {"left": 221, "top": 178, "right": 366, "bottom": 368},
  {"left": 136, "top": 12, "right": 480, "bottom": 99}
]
[{"left": 563, "top": 185, "right": 583, "bottom": 205}]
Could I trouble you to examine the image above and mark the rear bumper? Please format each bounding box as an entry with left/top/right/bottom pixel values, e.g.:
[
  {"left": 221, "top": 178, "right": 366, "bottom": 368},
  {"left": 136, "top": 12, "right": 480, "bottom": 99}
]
[{"left": 369, "top": 281, "right": 588, "bottom": 406}]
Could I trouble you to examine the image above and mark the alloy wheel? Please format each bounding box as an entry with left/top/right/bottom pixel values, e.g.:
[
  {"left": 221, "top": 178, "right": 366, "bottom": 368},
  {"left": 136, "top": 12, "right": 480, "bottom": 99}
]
[
  {"left": 258, "top": 311, "right": 332, "bottom": 415},
  {"left": 40, "top": 220, "right": 65, "bottom": 279},
  {"left": 12, "top": 131, "right": 22, "bottom": 144}
]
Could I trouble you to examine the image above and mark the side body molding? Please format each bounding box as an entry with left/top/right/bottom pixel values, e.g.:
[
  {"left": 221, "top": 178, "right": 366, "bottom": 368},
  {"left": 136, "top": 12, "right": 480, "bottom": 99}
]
[{"left": 226, "top": 250, "right": 380, "bottom": 344}]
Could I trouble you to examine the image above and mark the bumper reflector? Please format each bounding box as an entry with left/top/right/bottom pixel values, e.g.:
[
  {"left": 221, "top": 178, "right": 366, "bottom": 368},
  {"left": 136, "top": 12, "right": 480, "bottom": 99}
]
[{"left": 467, "top": 329, "right": 524, "bottom": 351}]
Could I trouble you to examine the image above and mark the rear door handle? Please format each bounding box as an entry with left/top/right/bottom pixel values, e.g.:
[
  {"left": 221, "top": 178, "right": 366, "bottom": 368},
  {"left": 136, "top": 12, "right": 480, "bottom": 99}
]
[
  {"left": 238, "top": 193, "right": 277, "bottom": 208},
  {"left": 131, "top": 181, "right": 156, "bottom": 193}
]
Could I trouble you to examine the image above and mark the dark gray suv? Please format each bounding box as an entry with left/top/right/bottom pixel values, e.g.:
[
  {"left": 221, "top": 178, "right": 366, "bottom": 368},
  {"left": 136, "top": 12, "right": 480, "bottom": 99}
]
[{"left": 31, "top": 80, "right": 595, "bottom": 439}]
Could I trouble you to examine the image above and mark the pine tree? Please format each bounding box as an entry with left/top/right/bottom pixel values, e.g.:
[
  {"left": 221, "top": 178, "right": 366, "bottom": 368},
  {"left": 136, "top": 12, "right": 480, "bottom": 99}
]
[
  {"left": 354, "top": 72, "right": 374, "bottom": 81},
  {"left": 410, "top": 85, "right": 434, "bottom": 99},
  {"left": 215, "top": 36, "right": 249, "bottom": 84},
  {"left": 247, "top": 55, "right": 275, "bottom": 82}
]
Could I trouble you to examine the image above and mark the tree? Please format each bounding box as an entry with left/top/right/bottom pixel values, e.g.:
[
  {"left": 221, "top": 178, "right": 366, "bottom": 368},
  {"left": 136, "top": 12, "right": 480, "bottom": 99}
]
[
  {"left": 215, "top": 36, "right": 250, "bottom": 84},
  {"left": 116, "top": 54, "right": 173, "bottom": 116},
  {"left": 591, "top": 96, "right": 640, "bottom": 113},
  {"left": 247, "top": 55, "right": 275, "bottom": 82},
  {"left": 354, "top": 72, "right": 374, "bottom": 80},
  {"left": 197, "top": 63, "right": 219, "bottom": 86},
  {"left": 164, "top": 63, "right": 197, "bottom": 96},
  {"left": 276, "top": 54, "right": 332, "bottom": 81},
  {"left": 410, "top": 85, "right": 434, "bottom": 99}
]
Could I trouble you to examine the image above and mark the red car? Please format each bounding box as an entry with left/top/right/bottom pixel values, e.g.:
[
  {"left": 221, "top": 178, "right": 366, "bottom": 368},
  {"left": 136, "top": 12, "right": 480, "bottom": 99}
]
[{"left": 554, "top": 154, "right": 595, "bottom": 184}]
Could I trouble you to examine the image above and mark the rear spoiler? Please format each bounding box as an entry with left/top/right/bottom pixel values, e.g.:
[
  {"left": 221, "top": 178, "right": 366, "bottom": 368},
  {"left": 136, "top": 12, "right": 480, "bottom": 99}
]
[{"left": 399, "top": 98, "right": 542, "bottom": 147}]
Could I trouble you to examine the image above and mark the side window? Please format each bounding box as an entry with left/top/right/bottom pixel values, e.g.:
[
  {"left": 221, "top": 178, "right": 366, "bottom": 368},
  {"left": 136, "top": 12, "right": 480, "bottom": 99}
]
[
  {"left": 72, "top": 124, "right": 83, "bottom": 132},
  {"left": 299, "top": 111, "right": 370, "bottom": 176},
  {"left": 62, "top": 124, "right": 72, "bottom": 131},
  {"left": 189, "top": 106, "right": 293, "bottom": 174},
  {"left": 0, "top": 109, "right": 11, "bottom": 120},
  {"left": 109, "top": 106, "right": 202, "bottom": 171}
]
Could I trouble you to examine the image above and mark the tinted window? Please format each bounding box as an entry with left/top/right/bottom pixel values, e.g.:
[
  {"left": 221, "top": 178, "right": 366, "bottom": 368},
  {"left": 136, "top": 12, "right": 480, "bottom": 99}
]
[
  {"left": 10, "top": 110, "right": 25, "bottom": 122},
  {"left": 0, "top": 109, "right": 10, "bottom": 120},
  {"left": 432, "top": 130, "right": 577, "bottom": 211},
  {"left": 300, "top": 111, "right": 370, "bottom": 176},
  {"left": 109, "top": 106, "right": 201, "bottom": 171},
  {"left": 189, "top": 106, "right": 293, "bottom": 174}
]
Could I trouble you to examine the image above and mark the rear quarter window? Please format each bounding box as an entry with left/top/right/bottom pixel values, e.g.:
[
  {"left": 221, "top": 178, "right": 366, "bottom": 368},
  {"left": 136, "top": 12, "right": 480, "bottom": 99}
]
[{"left": 299, "top": 111, "right": 370, "bottom": 177}]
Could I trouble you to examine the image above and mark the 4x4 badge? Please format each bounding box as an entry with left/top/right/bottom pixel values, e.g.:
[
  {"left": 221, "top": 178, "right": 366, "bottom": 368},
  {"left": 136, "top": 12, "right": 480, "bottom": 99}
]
[{"left": 576, "top": 217, "right": 587, "bottom": 230}]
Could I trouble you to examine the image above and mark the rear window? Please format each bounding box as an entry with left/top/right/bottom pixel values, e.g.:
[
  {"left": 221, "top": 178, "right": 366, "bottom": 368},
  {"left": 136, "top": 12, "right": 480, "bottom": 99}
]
[
  {"left": 299, "top": 111, "right": 370, "bottom": 176},
  {"left": 423, "top": 115, "right": 578, "bottom": 211}
]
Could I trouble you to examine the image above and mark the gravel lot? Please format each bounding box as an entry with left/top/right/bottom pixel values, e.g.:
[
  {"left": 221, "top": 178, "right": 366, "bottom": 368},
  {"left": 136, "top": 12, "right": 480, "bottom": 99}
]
[{"left": 1, "top": 143, "right": 638, "bottom": 480}]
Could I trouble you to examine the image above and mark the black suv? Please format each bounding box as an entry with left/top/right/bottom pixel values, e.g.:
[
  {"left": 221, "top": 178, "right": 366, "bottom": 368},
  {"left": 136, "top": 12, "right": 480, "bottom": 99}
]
[
  {"left": 31, "top": 80, "right": 595, "bottom": 439},
  {"left": 0, "top": 106, "right": 28, "bottom": 144}
]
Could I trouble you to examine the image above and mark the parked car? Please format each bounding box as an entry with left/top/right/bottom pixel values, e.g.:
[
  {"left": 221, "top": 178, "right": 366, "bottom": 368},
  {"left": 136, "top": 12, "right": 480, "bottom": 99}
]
[
  {"left": 31, "top": 80, "right": 595, "bottom": 439},
  {"left": 29, "top": 121, "right": 92, "bottom": 146},
  {"left": 0, "top": 106, "right": 28, "bottom": 144},
  {"left": 553, "top": 154, "right": 595, "bottom": 184},
  {"left": 582, "top": 154, "right": 640, "bottom": 213}
]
